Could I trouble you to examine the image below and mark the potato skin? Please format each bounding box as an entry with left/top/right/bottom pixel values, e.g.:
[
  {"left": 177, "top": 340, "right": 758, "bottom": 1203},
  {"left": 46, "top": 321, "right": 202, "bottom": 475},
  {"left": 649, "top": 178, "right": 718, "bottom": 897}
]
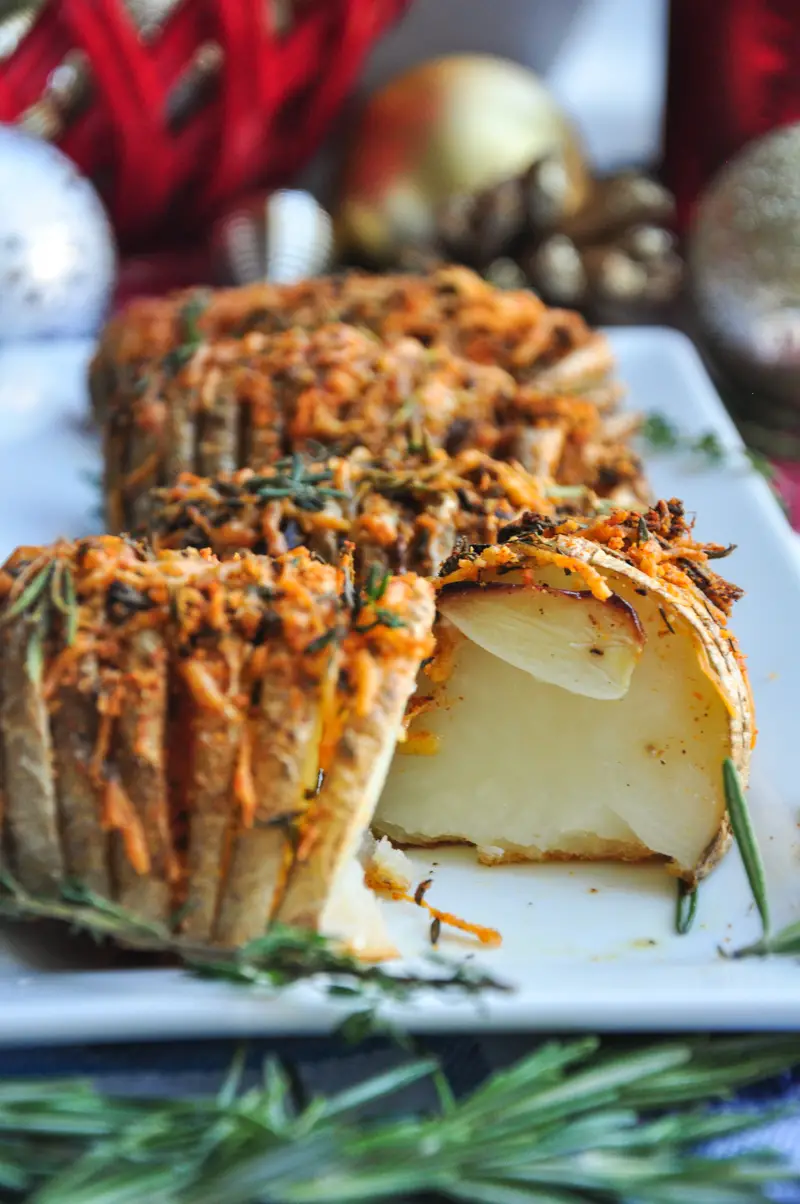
[{"left": 0, "top": 619, "right": 63, "bottom": 894}]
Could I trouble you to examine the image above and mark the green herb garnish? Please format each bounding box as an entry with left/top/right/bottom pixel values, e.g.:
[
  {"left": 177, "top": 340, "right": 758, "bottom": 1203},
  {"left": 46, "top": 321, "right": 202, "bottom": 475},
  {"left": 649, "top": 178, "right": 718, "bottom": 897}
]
[
  {"left": 723, "top": 757, "right": 771, "bottom": 939},
  {"left": 0, "top": 558, "right": 79, "bottom": 679},
  {"left": 163, "top": 293, "right": 208, "bottom": 373},
  {"left": 0, "top": 1036, "right": 797, "bottom": 1201},
  {"left": 675, "top": 880, "right": 698, "bottom": 935},
  {"left": 0, "top": 874, "right": 508, "bottom": 1005},
  {"left": 733, "top": 916, "right": 800, "bottom": 958},
  {"left": 642, "top": 410, "right": 787, "bottom": 514}
]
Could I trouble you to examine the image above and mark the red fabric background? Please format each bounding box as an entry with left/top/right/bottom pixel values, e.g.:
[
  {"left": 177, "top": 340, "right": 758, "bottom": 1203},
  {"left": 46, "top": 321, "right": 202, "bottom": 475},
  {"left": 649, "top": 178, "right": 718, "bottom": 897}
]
[{"left": 664, "top": 0, "right": 800, "bottom": 232}]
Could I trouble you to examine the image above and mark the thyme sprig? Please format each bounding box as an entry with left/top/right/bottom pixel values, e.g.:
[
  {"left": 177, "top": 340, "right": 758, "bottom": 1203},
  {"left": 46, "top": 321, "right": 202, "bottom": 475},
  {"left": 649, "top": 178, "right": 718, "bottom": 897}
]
[
  {"left": 0, "top": 875, "right": 509, "bottom": 1002},
  {"left": 0, "top": 1036, "right": 797, "bottom": 1201}
]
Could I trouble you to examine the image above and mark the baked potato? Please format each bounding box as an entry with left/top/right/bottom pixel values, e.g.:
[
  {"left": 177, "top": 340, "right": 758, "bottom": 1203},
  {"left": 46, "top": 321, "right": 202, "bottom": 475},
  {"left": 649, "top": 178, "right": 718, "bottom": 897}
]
[
  {"left": 375, "top": 501, "right": 753, "bottom": 885},
  {"left": 102, "top": 320, "right": 643, "bottom": 532}
]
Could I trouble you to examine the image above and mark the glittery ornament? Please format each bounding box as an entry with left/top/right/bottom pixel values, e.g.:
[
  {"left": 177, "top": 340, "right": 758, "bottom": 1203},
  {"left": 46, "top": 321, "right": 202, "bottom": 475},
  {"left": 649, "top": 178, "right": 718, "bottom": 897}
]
[
  {"left": 689, "top": 122, "right": 800, "bottom": 415},
  {"left": 211, "top": 189, "right": 334, "bottom": 286},
  {"left": 0, "top": 126, "right": 116, "bottom": 340}
]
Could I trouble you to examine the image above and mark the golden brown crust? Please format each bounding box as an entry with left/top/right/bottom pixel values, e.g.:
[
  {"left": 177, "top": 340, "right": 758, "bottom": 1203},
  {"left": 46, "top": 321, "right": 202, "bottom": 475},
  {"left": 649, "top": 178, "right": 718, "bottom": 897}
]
[
  {"left": 95, "top": 269, "right": 642, "bottom": 529},
  {"left": 0, "top": 538, "right": 436, "bottom": 948},
  {"left": 91, "top": 265, "right": 611, "bottom": 393},
  {"left": 139, "top": 448, "right": 563, "bottom": 577},
  {"left": 440, "top": 498, "right": 744, "bottom": 617}
]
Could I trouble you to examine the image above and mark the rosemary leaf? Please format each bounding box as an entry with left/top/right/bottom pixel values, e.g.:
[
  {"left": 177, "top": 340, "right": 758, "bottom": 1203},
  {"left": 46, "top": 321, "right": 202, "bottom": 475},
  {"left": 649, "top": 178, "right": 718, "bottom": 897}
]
[
  {"left": 0, "top": 563, "right": 52, "bottom": 625},
  {"left": 675, "top": 881, "right": 698, "bottom": 935},
  {"left": 25, "top": 625, "right": 44, "bottom": 683},
  {"left": 732, "top": 917, "right": 800, "bottom": 959},
  {"left": 6, "top": 1035, "right": 797, "bottom": 1203},
  {"left": 51, "top": 564, "right": 79, "bottom": 646},
  {"left": 636, "top": 514, "right": 649, "bottom": 543},
  {"left": 723, "top": 758, "right": 770, "bottom": 938}
]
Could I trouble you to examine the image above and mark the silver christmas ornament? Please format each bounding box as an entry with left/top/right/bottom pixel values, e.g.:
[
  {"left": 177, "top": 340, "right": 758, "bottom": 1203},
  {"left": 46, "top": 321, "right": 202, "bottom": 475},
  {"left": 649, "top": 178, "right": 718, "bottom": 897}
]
[
  {"left": 689, "top": 122, "right": 800, "bottom": 417},
  {"left": 0, "top": 126, "right": 116, "bottom": 340},
  {"left": 211, "top": 189, "right": 334, "bottom": 286}
]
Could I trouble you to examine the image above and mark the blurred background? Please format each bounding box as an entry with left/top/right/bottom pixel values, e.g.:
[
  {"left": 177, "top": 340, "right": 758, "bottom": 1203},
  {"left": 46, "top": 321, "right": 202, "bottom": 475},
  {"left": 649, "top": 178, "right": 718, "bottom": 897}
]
[{"left": 0, "top": 0, "right": 798, "bottom": 499}]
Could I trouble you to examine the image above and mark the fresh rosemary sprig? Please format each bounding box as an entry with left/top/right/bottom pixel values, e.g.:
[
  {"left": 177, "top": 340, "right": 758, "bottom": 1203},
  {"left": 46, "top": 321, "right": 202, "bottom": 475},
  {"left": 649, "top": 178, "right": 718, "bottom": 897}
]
[
  {"left": 675, "top": 880, "right": 698, "bottom": 935},
  {"left": 723, "top": 757, "right": 771, "bottom": 938},
  {"left": 0, "top": 875, "right": 509, "bottom": 1003},
  {"left": 0, "top": 1035, "right": 796, "bottom": 1202},
  {"left": 733, "top": 916, "right": 800, "bottom": 958}
]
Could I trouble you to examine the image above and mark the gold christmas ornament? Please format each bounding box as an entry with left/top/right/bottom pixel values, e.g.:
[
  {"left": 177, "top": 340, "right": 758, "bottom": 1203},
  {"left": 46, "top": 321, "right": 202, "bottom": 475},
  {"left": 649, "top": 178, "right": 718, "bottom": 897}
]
[{"left": 336, "top": 54, "right": 589, "bottom": 265}]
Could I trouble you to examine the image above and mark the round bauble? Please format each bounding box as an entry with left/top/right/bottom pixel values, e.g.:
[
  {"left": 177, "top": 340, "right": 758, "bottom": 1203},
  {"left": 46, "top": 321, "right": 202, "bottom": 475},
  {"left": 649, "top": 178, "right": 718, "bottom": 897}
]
[
  {"left": 336, "top": 54, "right": 589, "bottom": 265},
  {"left": 689, "top": 122, "right": 800, "bottom": 414},
  {"left": 211, "top": 189, "right": 334, "bottom": 286},
  {"left": 0, "top": 126, "right": 116, "bottom": 340}
]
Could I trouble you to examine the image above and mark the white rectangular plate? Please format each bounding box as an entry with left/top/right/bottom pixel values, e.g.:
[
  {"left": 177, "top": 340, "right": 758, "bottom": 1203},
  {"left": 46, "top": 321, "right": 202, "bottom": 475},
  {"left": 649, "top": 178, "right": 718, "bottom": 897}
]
[{"left": 0, "top": 327, "right": 798, "bottom": 1044}]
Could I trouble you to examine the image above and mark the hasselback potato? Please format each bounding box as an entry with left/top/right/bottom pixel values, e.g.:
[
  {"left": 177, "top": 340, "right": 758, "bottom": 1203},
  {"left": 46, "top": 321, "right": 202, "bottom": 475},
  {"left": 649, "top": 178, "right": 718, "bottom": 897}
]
[
  {"left": 91, "top": 265, "right": 619, "bottom": 416},
  {"left": 102, "top": 320, "right": 643, "bottom": 533},
  {"left": 0, "top": 538, "right": 434, "bottom": 954}
]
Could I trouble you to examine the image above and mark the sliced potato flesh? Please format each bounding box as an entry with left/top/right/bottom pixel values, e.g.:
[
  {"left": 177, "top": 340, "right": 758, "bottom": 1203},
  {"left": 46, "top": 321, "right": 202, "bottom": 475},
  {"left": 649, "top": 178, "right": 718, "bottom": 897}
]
[
  {"left": 439, "top": 580, "right": 645, "bottom": 701},
  {"left": 376, "top": 564, "right": 739, "bottom": 880}
]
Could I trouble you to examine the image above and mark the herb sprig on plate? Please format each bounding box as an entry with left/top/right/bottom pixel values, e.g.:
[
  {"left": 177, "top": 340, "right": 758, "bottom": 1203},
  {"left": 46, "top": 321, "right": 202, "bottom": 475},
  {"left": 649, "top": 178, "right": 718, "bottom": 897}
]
[
  {"left": 0, "top": 873, "right": 508, "bottom": 1004},
  {"left": 642, "top": 412, "right": 787, "bottom": 511}
]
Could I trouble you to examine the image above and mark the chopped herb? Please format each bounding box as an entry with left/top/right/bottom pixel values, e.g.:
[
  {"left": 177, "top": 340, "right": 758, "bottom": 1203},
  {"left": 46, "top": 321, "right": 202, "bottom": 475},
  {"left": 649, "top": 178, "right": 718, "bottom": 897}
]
[
  {"left": 733, "top": 916, "right": 800, "bottom": 958},
  {"left": 706, "top": 543, "right": 737, "bottom": 560},
  {"left": 642, "top": 412, "right": 679, "bottom": 450},
  {"left": 305, "top": 627, "right": 340, "bottom": 654},
  {"left": 364, "top": 563, "right": 391, "bottom": 604},
  {"left": 658, "top": 605, "right": 675, "bottom": 634},
  {"left": 693, "top": 431, "right": 725, "bottom": 465},
  {"left": 163, "top": 293, "right": 208, "bottom": 373},
  {"left": 637, "top": 514, "right": 649, "bottom": 543},
  {"left": 414, "top": 878, "right": 433, "bottom": 906},
  {"left": 675, "top": 881, "right": 698, "bottom": 935},
  {"left": 430, "top": 915, "right": 442, "bottom": 946}
]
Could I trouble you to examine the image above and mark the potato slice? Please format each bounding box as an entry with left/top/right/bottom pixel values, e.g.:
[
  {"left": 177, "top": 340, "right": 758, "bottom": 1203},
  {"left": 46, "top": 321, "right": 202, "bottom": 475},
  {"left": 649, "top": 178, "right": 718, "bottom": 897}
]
[
  {"left": 439, "top": 580, "right": 645, "bottom": 701},
  {"left": 376, "top": 515, "right": 752, "bottom": 884}
]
